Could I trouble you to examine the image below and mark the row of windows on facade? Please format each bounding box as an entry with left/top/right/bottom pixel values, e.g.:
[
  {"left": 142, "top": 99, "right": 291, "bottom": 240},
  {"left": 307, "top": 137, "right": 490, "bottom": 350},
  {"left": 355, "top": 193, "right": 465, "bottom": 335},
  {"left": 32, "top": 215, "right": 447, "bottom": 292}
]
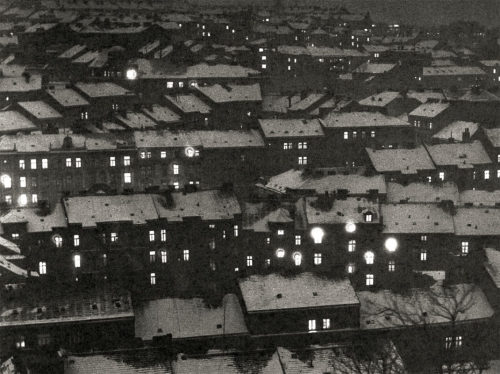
[
  {"left": 282, "top": 141, "right": 308, "bottom": 150},
  {"left": 413, "top": 120, "right": 433, "bottom": 129},
  {"left": 343, "top": 130, "right": 376, "bottom": 140},
  {"left": 437, "top": 170, "right": 497, "bottom": 181}
]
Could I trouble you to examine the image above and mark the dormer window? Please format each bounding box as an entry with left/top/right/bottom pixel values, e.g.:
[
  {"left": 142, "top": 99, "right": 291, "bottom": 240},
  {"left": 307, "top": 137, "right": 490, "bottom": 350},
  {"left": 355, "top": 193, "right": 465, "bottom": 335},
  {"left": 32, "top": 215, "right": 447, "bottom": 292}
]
[
  {"left": 365, "top": 212, "right": 373, "bottom": 222},
  {"left": 277, "top": 229, "right": 284, "bottom": 236}
]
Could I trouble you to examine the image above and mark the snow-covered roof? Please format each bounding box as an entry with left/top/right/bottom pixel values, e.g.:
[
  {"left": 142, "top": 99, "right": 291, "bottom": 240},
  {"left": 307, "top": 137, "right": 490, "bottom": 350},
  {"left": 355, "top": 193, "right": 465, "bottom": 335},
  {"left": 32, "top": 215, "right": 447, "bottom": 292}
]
[
  {"left": 0, "top": 203, "right": 67, "bottom": 233},
  {"left": 322, "top": 111, "right": 409, "bottom": 128},
  {"left": 432, "top": 121, "right": 479, "bottom": 142},
  {"left": 0, "top": 111, "right": 37, "bottom": 133},
  {"left": 196, "top": 83, "right": 262, "bottom": 103},
  {"left": 459, "top": 190, "right": 500, "bottom": 207},
  {"left": 366, "top": 146, "right": 435, "bottom": 174},
  {"left": 46, "top": 87, "right": 90, "bottom": 107},
  {"left": 381, "top": 203, "right": 454, "bottom": 234},
  {"left": 239, "top": 273, "right": 358, "bottom": 313},
  {"left": 75, "top": 82, "right": 132, "bottom": 98},
  {"left": 258, "top": 119, "right": 324, "bottom": 138},
  {"left": 358, "top": 91, "right": 401, "bottom": 107},
  {"left": 425, "top": 141, "right": 491, "bottom": 167},
  {"left": 453, "top": 207, "right": 500, "bottom": 236},
  {"left": 386, "top": 182, "right": 459, "bottom": 204},
  {"left": 409, "top": 102, "right": 449, "bottom": 118},
  {"left": 165, "top": 94, "right": 212, "bottom": 114},
  {"left": 18, "top": 100, "right": 62, "bottom": 119}
]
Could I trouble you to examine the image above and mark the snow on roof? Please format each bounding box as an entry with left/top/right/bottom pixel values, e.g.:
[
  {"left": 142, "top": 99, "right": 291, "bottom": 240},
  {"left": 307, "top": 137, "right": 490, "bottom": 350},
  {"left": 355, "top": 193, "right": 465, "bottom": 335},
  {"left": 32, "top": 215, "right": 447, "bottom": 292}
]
[
  {"left": 459, "top": 89, "right": 500, "bottom": 102},
  {"left": 322, "top": 111, "right": 410, "bottom": 128},
  {"left": 353, "top": 63, "right": 396, "bottom": 74},
  {"left": 409, "top": 102, "right": 449, "bottom": 118},
  {"left": 135, "top": 294, "right": 248, "bottom": 341},
  {"left": 302, "top": 196, "right": 380, "bottom": 226},
  {"left": 133, "top": 130, "right": 201, "bottom": 148},
  {"left": 366, "top": 146, "right": 435, "bottom": 174},
  {"left": 453, "top": 207, "right": 500, "bottom": 236},
  {"left": 423, "top": 66, "right": 485, "bottom": 76},
  {"left": 239, "top": 273, "right": 359, "bottom": 313},
  {"left": 288, "top": 93, "right": 326, "bottom": 111},
  {"left": 17, "top": 100, "right": 62, "bottom": 119},
  {"left": 46, "top": 87, "right": 90, "bottom": 107},
  {"left": 196, "top": 83, "right": 262, "bottom": 103},
  {"left": 381, "top": 203, "right": 454, "bottom": 234},
  {"left": 64, "top": 195, "right": 158, "bottom": 228},
  {"left": 386, "top": 182, "right": 459, "bottom": 204},
  {"left": 58, "top": 44, "right": 86, "bottom": 59},
  {"left": 358, "top": 284, "right": 494, "bottom": 330},
  {"left": 431, "top": 50, "right": 457, "bottom": 59},
  {"left": 0, "top": 75, "right": 42, "bottom": 92},
  {"left": 75, "top": 82, "right": 132, "bottom": 98},
  {"left": 0, "top": 133, "right": 132, "bottom": 153},
  {"left": 72, "top": 50, "right": 99, "bottom": 64},
  {"left": 425, "top": 141, "right": 491, "bottom": 167},
  {"left": 432, "top": 121, "right": 479, "bottom": 142},
  {"left": 261, "top": 169, "right": 387, "bottom": 196},
  {"left": 258, "top": 119, "right": 324, "bottom": 138},
  {"left": 153, "top": 45, "right": 173, "bottom": 59},
  {"left": 261, "top": 94, "right": 301, "bottom": 113},
  {"left": 172, "top": 351, "right": 282, "bottom": 374},
  {"left": 0, "top": 111, "right": 37, "bottom": 133},
  {"left": 0, "top": 290, "right": 132, "bottom": 327},
  {"left": 65, "top": 350, "right": 173, "bottom": 374},
  {"left": 485, "top": 128, "right": 500, "bottom": 148},
  {"left": 358, "top": 91, "right": 401, "bottom": 107},
  {"left": 152, "top": 190, "right": 241, "bottom": 222},
  {"left": 142, "top": 104, "right": 181, "bottom": 123},
  {"left": 165, "top": 94, "right": 212, "bottom": 114},
  {"left": 0, "top": 236, "right": 21, "bottom": 254},
  {"left": 244, "top": 207, "right": 293, "bottom": 233},
  {"left": 405, "top": 90, "right": 445, "bottom": 103},
  {"left": 480, "top": 60, "right": 500, "bottom": 67},
  {"left": 485, "top": 248, "right": 500, "bottom": 289},
  {"left": 459, "top": 190, "right": 500, "bottom": 207},
  {"left": 0, "top": 254, "right": 32, "bottom": 279},
  {"left": 363, "top": 44, "right": 390, "bottom": 53},
  {"left": 115, "top": 111, "right": 158, "bottom": 130}
]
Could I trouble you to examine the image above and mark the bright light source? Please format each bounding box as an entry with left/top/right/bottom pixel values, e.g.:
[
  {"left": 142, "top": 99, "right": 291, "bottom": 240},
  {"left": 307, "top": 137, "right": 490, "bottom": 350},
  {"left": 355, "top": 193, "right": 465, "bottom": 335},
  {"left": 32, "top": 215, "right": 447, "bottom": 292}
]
[
  {"left": 293, "top": 252, "right": 302, "bottom": 266},
  {"left": 310, "top": 227, "right": 324, "bottom": 244},
  {"left": 276, "top": 248, "right": 285, "bottom": 258},
  {"left": 385, "top": 237, "right": 398, "bottom": 252},
  {"left": 345, "top": 221, "right": 356, "bottom": 233},
  {"left": 126, "top": 68, "right": 137, "bottom": 80},
  {"left": 1, "top": 174, "right": 11, "bottom": 188},
  {"left": 185, "top": 147, "right": 195, "bottom": 157},
  {"left": 17, "top": 194, "right": 27, "bottom": 206}
]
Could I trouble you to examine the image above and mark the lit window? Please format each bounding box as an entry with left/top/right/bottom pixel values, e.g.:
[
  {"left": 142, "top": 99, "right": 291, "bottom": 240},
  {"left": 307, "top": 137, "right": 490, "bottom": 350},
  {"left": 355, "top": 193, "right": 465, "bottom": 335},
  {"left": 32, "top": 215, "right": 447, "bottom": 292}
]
[
  {"left": 149, "top": 250, "right": 156, "bottom": 263},
  {"left": 308, "top": 319, "right": 316, "bottom": 331},
  {"left": 276, "top": 248, "right": 285, "bottom": 258},
  {"left": 439, "top": 172, "right": 445, "bottom": 181},
  {"left": 18, "top": 194, "right": 27, "bottom": 206},
  {"left": 262, "top": 55, "right": 267, "bottom": 61},
  {"left": 42, "top": 159, "right": 48, "bottom": 169},
  {"left": 140, "top": 152, "right": 146, "bottom": 159},
  {"left": 173, "top": 164, "right": 179, "bottom": 175},
  {"left": 150, "top": 273, "right": 156, "bottom": 285},
  {"left": 461, "top": 241, "right": 469, "bottom": 255},
  {"left": 209, "top": 224, "right": 215, "bottom": 229},
  {"left": 167, "top": 81, "right": 174, "bottom": 88},
  {"left": 19, "top": 159, "right": 25, "bottom": 169},
  {"left": 222, "top": 230, "right": 226, "bottom": 239},
  {"left": 30, "top": 159, "right": 37, "bottom": 170},
  {"left": 149, "top": 230, "right": 155, "bottom": 242},
  {"left": 39, "top": 261, "right": 47, "bottom": 275},
  {"left": 161, "top": 229, "right": 166, "bottom": 242},
  {"left": 293, "top": 252, "right": 302, "bottom": 266},
  {"left": 364, "top": 251, "right": 374, "bottom": 264},
  {"left": 246, "top": 255, "right": 253, "bottom": 267},
  {"left": 497, "top": 154, "right": 500, "bottom": 163},
  {"left": 347, "top": 263, "right": 355, "bottom": 274},
  {"left": 74, "top": 255, "right": 81, "bottom": 268},
  {"left": 259, "top": 48, "right": 264, "bottom": 52},
  {"left": 366, "top": 274, "right": 374, "bottom": 286},
  {"left": 160, "top": 151, "right": 167, "bottom": 159},
  {"left": 445, "top": 336, "right": 453, "bottom": 350},
  {"left": 73, "top": 235, "right": 80, "bottom": 247},
  {"left": 11, "top": 233, "right": 19, "bottom": 240},
  {"left": 427, "top": 176, "right": 432, "bottom": 183},
  {"left": 365, "top": 213, "right": 372, "bottom": 222},
  {"left": 54, "top": 235, "right": 63, "bottom": 248},
  {"left": 311, "top": 227, "right": 324, "bottom": 244},
  {"left": 173, "top": 182, "right": 179, "bottom": 190},
  {"left": 16, "top": 336, "right": 26, "bottom": 349},
  {"left": 161, "top": 250, "right": 167, "bottom": 263},
  {"left": 277, "top": 229, "right": 284, "bottom": 236},
  {"left": 5, "top": 195, "right": 12, "bottom": 204},
  {"left": 110, "top": 157, "right": 115, "bottom": 167},
  {"left": 1, "top": 174, "right": 11, "bottom": 189},
  {"left": 421, "top": 249, "right": 427, "bottom": 261},
  {"left": 183, "top": 249, "right": 190, "bottom": 261},
  {"left": 344, "top": 131, "right": 349, "bottom": 140},
  {"left": 179, "top": 82, "right": 184, "bottom": 88},
  {"left": 348, "top": 240, "right": 356, "bottom": 252},
  {"left": 287, "top": 65, "right": 291, "bottom": 71},
  {"left": 111, "top": 233, "right": 118, "bottom": 242},
  {"left": 75, "top": 158, "right": 81, "bottom": 168},
  {"left": 388, "top": 260, "right": 395, "bottom": 272},
  {"left": 19, "top": 177, "right": 26, "bottom": 188},
  {"left": 261, "top": 64, "right": 266, "bottom": 69},
  {"left": 455, "top": 336, "right": 462, "bottom": 348},
  {"left": 371, "top": 130, "right": 376, "bottom": 138},
  {"left": 283, "top": 142, "right": 292, "bottom": 150},
  {"left": 298, "top": 142, "right": 308, "bottom": 149},
  {"left": 66, "top": 158, "right": 72, "bottom": 167},
  {"left": 124, "top": 173, "right": 132, "bottom": 183},
  {"left": 123, "top": 156, "right": 131, "bottom": 166},
  {"left": 314, "top": 253, "right": 322, "bottom": 265},
  {"left": 484, "top": 170, "right": 490, "bottom": 180},
  {"left": 266, "top": 237, "right": 270, "bottom": 245},
  {"left": 421, "top": 235, "right": 427, "bottom": 242},
  {"left": 234, "top": 225, "right": 239, "bottom": 237},
  {"left": 497, "top": 170, "right": 500, "bottom": 178},
  {"left": 295, "top": 235, "right": 301, "bottom": 245},
  {"left": 298, "top": 156, "right": 308, "bottom": 165},
  {"left": 322, "top": 318, "right": 330, "bottom": 329}
]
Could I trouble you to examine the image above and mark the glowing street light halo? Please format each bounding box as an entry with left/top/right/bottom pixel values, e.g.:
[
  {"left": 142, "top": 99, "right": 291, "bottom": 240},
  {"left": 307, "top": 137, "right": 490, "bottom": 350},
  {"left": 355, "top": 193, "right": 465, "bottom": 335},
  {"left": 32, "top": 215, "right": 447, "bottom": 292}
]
[{"left": 385, "top": 237, "right": 398, "bottom": 252}]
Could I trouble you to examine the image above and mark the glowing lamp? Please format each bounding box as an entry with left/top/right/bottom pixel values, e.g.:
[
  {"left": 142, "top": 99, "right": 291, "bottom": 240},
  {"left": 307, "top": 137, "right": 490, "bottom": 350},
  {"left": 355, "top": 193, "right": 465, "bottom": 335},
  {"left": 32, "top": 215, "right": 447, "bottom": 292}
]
[
  {"left": 17, "top": 194, "right": 27, "bottom": 206},
  {"left": 345, "top": 221, "right": 356, "bottom": 233},
  {"left": 185, "top": 147, "right": 195, "bottom": 158},
  {"left": 1, "top": 174, "right": 11, "bottom": 188},
  {"left": 126, "top": 68, "right": 137, "bottom": 80},
  {"left": 276, "top": 248, "right": 285, "bottom": 258},
  {"left": 310, "top": 227, "right": 324, "bottom": 244},
  {"left": 293, "top": 252, "right": 302, "bottom": 266},
  {"left": 385, "top": 237, "right": 398, "bottom": 252}
]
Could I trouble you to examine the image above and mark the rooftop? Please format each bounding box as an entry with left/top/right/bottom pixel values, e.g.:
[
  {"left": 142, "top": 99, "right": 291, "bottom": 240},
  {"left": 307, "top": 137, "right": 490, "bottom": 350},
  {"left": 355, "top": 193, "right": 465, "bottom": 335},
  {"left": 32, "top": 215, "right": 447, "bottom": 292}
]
[
  {"left": 386, "top": 182, "right": 459, "bottom": 204},
  {"left": 322, "top": 112, "right": 410, "bottom": 128},
  {"left": 135, "top": 294, "right": 248, "bottom": 341},
  {"left": 459, "top": 190, "right": 500, "bottom": 207},
  {"left": 423, "top": 66, "right": 485, "bottom": 76},
  {"left": 405, "top": 90, "right": 445, "bottom": 103},
  {"left": 353, "top": 63, "right": 396, "bottom": 75},
  {"left": 75, "top": 82, "right": 132, "bottom": 98},
  {"left": 288, "top": 93, "right": 326, "bottom": 111},
  {"left": 358, "top": 91, "right": 401, "bottom": 107},
  {"left": 485, "top": 128, "right": 500, "bottom": 148},
  {"left": 58, "top": 44, "right": 86, "bottom": 59},
  {"left": 239, "top": 273, "right": 359, "bottom": 313},
  {"left": 425, "top": 141, "right": 491, "bottom": 167},
  {"left": 196, "top": 83, "right": 262, "bottom": 103},
  {"left": 453, "top": 207, "right": 500, "bottom": 236},
  {"left": 0, "top": 111, "right": 37, "bottom": 133},
  {"left": 46, "top": 87, "right": 90, "bottom": 107},
  {"left": 17, "top": 100, "right": 62, "bottom": 119},
  {"left": 258, "top": 119, "right": 324, "bottom": 138},
  {"left": 115, "top": 111, "right": 158, "bottom": 130},
  {"left": 432, "top": 121, "right": 479, "bottom": 142},
  {"left": 142, "top": 104, "right": 181, "bottom": 124},
  {"left": 165, "top": 94, "right": 212, "bottom": 114},
  {"left": 366, "top": 146, "right": 435, "bottom": 174},
  {"left": 0, "top": 75, "right": 42, "bottom": 92},
  {"left": 484, "top": 248, "right": 500, "bottom": 289},
  {"left": 381, "top": 203, "right": 454, "bottom": 234},
  {"left": 409, "top": 102, "right": 450, "bottom": 118}
]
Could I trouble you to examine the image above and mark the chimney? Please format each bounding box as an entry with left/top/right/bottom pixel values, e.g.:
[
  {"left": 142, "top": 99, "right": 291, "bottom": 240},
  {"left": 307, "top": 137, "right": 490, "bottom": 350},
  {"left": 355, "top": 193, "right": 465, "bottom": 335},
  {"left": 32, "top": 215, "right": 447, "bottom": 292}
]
[{"left": 462, "top": 127, "right": 471, "bottom": 143}]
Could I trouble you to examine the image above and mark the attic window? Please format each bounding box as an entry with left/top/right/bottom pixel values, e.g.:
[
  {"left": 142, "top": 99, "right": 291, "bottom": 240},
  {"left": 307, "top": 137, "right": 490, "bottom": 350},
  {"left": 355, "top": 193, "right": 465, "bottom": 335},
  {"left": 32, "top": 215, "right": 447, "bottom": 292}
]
[{"left": 276, "top": 293, "right": 282, "bottom": 299}]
